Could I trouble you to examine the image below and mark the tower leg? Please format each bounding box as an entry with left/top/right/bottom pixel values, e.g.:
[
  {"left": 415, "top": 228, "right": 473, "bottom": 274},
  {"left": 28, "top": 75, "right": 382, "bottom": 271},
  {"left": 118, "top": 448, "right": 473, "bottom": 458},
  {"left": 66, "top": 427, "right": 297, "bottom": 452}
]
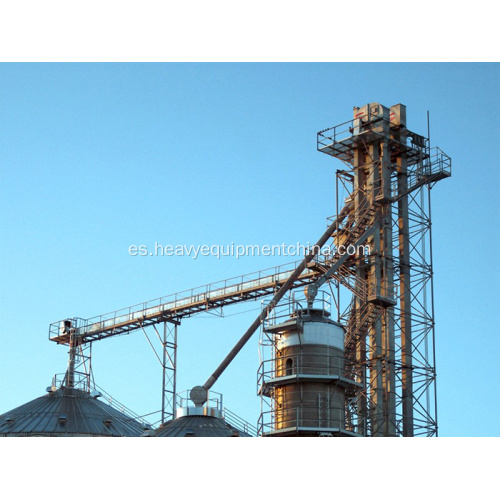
[{"left": 161, "top": 320, "right": 179, "bottom": 424}]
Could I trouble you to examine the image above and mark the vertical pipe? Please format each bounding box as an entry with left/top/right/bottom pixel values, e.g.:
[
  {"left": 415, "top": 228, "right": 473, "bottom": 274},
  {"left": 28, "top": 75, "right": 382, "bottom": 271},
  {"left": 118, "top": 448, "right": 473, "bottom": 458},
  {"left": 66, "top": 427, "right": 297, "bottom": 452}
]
[
  {"left": 161, "top": 322, "right": 166, "bottom": 424},
  {"left": 67, "top": 333, "right": 76, "bottom": 389},
  {"left": 173, "top": 324, "right": 178, "bottom": 417},
  {"left": 368, "top": 142, "right": 384, "bottom": 436},
  {"left": 336, "top": 171, "right": 340, "bottom": 322},
  {"left": 353, "top": 145, "right": 367, "bottom": 436},
  {"left": 381, "top": 137, "right": 396, "bottom": 437}
]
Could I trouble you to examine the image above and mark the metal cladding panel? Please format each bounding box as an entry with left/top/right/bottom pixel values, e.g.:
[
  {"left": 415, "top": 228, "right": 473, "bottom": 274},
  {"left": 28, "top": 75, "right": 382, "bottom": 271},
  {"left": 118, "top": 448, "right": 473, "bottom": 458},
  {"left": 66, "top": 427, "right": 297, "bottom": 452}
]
[
  {"left": 277, "top": 321, "right": 344, "bottom": 350},
  {"left": 0, "top": 388, "right": 145, "bottom": 437},
  {"left": 390, "top": 103, "right": 407, "bottom": 126},
  {"left": 153, "top": 415, "right": 251, "bottom": 437}
]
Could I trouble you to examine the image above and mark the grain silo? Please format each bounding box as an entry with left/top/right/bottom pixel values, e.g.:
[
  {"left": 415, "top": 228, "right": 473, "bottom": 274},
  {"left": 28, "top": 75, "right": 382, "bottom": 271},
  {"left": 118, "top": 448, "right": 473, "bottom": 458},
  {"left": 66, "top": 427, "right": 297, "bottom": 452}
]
[
  {"left": 38, "top": 102, "right": 450, "bottom": 437},
  {"left": 258, "top": 291, "right": 361, "bottom": 436},
  {"left": 150, "top": 389, "right": 254, "bottom": 437},
  {"left": 0, "top": 332, "right": 146, "bottom": 437},
  {"left": 0, "top": 386, "right": 146, "bottom": 437}
]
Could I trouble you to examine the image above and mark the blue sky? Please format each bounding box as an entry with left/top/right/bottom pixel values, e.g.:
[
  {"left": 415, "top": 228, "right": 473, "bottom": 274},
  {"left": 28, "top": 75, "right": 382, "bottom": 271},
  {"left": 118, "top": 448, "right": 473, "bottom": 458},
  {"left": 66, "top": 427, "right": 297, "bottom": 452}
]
[{"left": 0, "top": 63, "right": 498, "bottom": 436}]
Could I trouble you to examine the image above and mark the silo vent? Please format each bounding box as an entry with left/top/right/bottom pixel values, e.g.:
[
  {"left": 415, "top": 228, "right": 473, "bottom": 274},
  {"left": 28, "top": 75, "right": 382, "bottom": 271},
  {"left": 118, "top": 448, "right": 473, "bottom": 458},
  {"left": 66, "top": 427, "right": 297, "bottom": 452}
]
[
  {"left": 151, "top": 389, "right": 256, "bottom": 437},
  {"left": 0, "top": 386, "right": 146, "bottom": 437}
]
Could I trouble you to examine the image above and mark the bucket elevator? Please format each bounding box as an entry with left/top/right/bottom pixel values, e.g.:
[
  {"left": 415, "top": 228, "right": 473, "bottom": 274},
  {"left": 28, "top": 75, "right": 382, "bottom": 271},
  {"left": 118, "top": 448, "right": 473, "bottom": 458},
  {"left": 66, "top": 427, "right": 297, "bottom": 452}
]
[
  {"left": 313, "top": 103, "right": 450, "bottom": 436},
  {"left": 258, "top": 103, "right": 450, "bottom": 436},
  {"left": 46, "top": 102, "right": 450, "bottom": 437}
]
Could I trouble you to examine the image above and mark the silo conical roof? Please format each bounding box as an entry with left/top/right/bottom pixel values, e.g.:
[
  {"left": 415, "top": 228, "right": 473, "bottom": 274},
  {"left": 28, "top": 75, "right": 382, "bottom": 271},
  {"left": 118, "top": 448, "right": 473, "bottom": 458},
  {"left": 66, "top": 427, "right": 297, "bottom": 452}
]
[
  {"left": 153, "top": 413, "right": 251, "bottom": 437},
  {"left": 0, "top": 387, "right": 146, "bottom": 437}
]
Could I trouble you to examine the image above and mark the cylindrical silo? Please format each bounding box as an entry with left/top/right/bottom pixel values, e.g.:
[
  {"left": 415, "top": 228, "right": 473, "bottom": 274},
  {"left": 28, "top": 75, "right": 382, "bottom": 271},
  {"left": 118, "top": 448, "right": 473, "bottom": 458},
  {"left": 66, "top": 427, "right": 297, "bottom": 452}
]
[
  {"left": 150, "top": 390, "right": 254, "bottom": 437},
  {"left": 259, "top": 296, "right": 361, "bottom": 436}
]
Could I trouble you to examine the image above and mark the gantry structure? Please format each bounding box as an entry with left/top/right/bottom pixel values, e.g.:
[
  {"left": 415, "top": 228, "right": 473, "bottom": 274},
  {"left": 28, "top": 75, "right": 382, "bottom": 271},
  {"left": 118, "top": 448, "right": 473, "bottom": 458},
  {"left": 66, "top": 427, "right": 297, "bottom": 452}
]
[{"left": 49, "top": 103, "right": 450, "bottom": 435}]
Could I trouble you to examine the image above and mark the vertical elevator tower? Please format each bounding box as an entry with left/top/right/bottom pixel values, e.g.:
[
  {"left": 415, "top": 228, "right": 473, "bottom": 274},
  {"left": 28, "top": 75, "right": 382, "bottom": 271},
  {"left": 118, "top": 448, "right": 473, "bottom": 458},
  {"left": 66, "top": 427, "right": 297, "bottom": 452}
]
[
  {"left": 259, "top": 103, "right": 450, "bottom": 437},
  {"left": 317, "top": 103, "right": 449, "bottom": 436}
]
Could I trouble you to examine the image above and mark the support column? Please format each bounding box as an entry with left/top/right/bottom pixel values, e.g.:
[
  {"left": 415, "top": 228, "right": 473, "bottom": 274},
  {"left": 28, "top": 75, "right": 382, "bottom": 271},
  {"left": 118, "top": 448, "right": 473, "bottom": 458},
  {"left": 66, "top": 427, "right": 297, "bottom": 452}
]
[
  {"left": 354, "top": 145, "right": 368, "bottom": 436},
  {"left": 397, "top": 150, "right": 414, "bottom": 437},
  {"left": 367, "top": 142, "right": 384, "bottom": 436},
  {"left": 161, "top": 319, "right": 179, "bottom": 424},
  {"left": 380, "top": 137, "right": 397, "bottom": 437}
]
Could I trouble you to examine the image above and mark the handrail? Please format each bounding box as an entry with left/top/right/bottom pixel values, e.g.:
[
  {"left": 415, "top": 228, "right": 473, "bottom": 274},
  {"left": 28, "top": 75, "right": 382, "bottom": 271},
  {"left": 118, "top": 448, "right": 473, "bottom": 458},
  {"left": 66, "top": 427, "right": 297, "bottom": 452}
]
[
  {"left": 257, "top": 352, "right": 362, "bottom": 388},
  {"left": 49, "top": 258, "right": 324, "bottom": 342},
  {"left": 258, "top": 405, "right": 362, "bottom": 436},
  {"left": 223, "top": 407, "right": 258, "bottom": 437}
]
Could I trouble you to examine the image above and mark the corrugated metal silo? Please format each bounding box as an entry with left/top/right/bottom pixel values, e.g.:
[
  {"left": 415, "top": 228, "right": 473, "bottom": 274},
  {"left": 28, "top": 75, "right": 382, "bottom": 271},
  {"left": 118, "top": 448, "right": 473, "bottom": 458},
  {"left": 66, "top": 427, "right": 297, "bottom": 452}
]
[
  {"left": 259, "top": 292, "right": 362, "bottom": 436},
  {"left": 0, "top": 386, "right": 146, "bottom": 437},
  {"left": 150, "top": 391, "right": 254, "bottom": 437}
]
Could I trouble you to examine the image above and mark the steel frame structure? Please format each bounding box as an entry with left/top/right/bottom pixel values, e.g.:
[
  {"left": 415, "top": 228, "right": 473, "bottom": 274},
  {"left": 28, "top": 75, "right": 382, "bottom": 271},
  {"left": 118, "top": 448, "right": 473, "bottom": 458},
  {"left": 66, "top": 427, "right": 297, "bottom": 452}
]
[
  {"left": 137, "top": 319, "right": 179, "bottom": 423},
  {"left": 48, "top": 263, "right": 329, "bottom": 423},
  {"left": 161, "top": 320, "right": 178, "bottom": 423},
  {"left": 48, "top": 103, "right": 450, "bottom": 434},
  {"left": 50, "top": 325, "right": 153, "bottom": 428},
  {"left": 318, "top": 104, "right": 450, "bottom": 436},
  {"left": 58, "top": 326, "right": 94, "bottom": 393}
]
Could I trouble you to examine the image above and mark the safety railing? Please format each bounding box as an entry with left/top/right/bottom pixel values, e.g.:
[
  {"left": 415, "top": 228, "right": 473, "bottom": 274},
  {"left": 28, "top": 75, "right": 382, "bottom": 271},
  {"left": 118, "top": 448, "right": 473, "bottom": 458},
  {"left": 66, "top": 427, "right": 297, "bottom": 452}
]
[
  {"left": 261, "top": 289, "right": 332, "bottom": 330},
  {"left": 223, "top": 407, "right": 258, "bottom": 437},
  {"left": 48, "top": 374, "right": 153, "bottom": 429},
  {"left": 318, "top": 115, "right": 431, "bottom": 168},
  {"left": 50, "top": 372, "right": 90, "bottom": 393},
  {"left": 258, "top": 405, "right": 362, "bottom": 436},
  {"left": 257, "top": 352, "right": 362, "bottom": 390},
  {"left": 425, "top": 146, "right": 452, "bottom": 178},
  {"left": 93, "top": 383, "right": 154, "bottom": 429},
  {"left": 370, "top": 146, "right": 451, "bottom": 201},
  {"left": 367, "top": 281, "right": 398, "bottom": 304},
  {"left": 175, "top": 389, "right": 257, "bottom": 436},
  {"left": 49, "top": 259, "right": 322, "bottom": 341},
  {"left": 176, "top": 389, "right": 223, "bottom": 412}
]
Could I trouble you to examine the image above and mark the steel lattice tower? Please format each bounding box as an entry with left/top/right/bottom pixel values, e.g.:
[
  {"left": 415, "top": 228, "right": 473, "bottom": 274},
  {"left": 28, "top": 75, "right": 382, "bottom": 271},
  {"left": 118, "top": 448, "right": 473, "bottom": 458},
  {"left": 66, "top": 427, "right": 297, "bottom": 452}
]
[{"left": 317, "top": 103, "right": 450, "bottom": 436}]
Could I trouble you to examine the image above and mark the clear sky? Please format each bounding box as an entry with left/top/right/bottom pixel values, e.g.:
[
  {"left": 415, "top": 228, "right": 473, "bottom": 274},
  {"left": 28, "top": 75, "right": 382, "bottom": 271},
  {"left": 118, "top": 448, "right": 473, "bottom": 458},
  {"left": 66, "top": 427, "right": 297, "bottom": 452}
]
[{"left": 0, "top": 63, "right": 498, "bottom": 436}]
